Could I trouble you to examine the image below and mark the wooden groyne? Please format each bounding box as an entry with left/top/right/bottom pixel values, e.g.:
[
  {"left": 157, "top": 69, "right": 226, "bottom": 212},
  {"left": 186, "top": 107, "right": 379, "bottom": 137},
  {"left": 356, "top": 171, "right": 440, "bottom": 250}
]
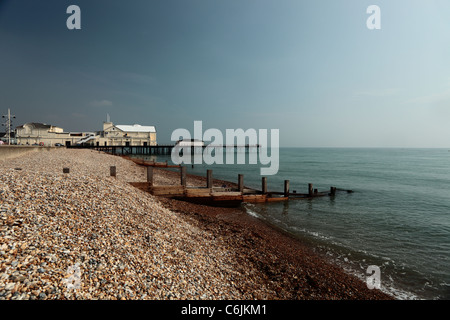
[{"left": 124, "top": 158, "right": 353, "bottom": 208}]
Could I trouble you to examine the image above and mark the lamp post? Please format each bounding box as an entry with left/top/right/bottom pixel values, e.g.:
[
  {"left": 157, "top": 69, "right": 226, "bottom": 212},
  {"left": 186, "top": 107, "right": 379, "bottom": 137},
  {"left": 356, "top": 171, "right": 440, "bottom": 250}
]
[{"left": 2, "top": 108, "right": 16, "bottom": 145}]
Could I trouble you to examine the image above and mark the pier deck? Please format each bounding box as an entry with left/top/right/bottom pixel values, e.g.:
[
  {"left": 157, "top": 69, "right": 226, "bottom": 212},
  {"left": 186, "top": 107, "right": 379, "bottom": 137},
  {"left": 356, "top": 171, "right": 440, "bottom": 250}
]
[{"left": 68, "top": 144, "right": 259, "bottom": 156}]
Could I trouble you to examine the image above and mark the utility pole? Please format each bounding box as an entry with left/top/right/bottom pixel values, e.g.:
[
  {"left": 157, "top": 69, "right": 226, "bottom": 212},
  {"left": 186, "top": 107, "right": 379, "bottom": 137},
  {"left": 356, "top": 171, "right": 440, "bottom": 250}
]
[{"left": 2, "top": 108, "right": 16, "bottom": 145}]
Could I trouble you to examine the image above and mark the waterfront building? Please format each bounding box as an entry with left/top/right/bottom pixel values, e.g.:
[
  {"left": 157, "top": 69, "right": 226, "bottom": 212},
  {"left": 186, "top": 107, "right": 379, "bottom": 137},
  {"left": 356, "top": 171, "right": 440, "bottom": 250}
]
[
  {"left": 14, "top": 121, "right": 157, "bottom": 147},
  {"left": 15, "top": 123, "right": 92, "bottom": 147},
  {"left": 95, "top": 122, "right": 157, "bottom": 146}
]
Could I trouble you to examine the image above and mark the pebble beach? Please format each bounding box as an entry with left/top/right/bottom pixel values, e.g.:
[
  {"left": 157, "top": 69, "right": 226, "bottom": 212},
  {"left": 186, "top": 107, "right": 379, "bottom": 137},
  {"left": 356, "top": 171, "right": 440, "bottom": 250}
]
[{"left": 0, "top": 148, "right": 393, "bottom": 300}]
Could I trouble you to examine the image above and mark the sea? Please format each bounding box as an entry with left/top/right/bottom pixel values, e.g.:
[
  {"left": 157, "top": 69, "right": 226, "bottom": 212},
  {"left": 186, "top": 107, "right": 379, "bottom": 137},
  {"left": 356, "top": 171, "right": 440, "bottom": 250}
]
[{"left": 133, "top": 148, "right": 450, "bottom": 300}]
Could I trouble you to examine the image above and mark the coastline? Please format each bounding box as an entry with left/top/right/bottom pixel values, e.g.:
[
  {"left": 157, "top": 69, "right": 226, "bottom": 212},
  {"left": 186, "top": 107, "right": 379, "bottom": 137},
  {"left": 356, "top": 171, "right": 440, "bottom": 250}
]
[
  {"left": 152, "top": 167, "right": 393, "bottom": 300},
  {"left": 0, "top": 149, "right": 393, "bottom": 300}
]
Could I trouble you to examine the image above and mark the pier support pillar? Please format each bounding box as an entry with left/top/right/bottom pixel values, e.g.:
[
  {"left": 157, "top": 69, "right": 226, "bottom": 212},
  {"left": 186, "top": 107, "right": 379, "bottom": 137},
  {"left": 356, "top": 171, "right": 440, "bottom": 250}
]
[
  {"left": 284, "top": 180, "right": 290, "bottom": 197},
  {"left": 262, "top": 177, "right": 267, "bottom": 194},
  {"left": 207, "top": 170, "right": 213, "bottom": 189},
  {"left": 238, "top": 174, "right": 244, "bottom": 192},
  {"left": 308, "top": 183, "right": 313, "bottom": 196}
]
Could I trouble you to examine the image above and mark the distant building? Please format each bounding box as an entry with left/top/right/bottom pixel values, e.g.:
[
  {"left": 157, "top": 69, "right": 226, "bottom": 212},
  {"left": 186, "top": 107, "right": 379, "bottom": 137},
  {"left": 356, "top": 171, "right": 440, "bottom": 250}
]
[
  {"left": 94, "top": 122, "right": 157, "bottom": 146},
  {"left": 15, "top": 123, "right": 92, "bottom": 147},
  {"left": 15, "top": 121, "right": 157, "bottom": 147}
]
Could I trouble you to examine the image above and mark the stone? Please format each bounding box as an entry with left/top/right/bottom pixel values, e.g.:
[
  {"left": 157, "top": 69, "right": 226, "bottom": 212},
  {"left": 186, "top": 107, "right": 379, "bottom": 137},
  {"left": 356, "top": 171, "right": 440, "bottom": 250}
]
[{"left": 5, "top": 283, "right": 15, "bottom": 291}]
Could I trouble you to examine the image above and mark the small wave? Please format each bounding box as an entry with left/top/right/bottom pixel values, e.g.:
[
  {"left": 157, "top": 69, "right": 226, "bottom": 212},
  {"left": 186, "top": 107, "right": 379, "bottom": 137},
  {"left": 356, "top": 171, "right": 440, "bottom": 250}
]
[
  {"left": 246, "top": 209, "right": 261, "bottom": 219},
  {"left": 242, "top": 203, "right": 426, "bottom": 300},
  {"left": 335, "top": 259, "right": 421, "bottom": 300},
  {"left": 243, "top": 204, "right": 265, "bottom": 220}
]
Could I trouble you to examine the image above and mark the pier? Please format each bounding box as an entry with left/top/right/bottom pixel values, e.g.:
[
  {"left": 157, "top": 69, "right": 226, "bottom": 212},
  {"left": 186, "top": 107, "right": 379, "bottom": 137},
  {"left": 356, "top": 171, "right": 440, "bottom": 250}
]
[
  {"left": 68, "top": 144, "right": 260, "bottom": 156},
  {"left": 68, "top": 144, "right": 176, "bottom": 155}
]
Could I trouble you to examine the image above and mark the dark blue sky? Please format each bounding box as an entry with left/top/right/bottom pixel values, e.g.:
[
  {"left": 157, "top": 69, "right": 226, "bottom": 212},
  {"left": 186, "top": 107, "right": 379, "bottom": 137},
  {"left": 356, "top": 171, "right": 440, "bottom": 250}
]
[{"left": 1, "top": 0, "right": 450, "bottom": 146}]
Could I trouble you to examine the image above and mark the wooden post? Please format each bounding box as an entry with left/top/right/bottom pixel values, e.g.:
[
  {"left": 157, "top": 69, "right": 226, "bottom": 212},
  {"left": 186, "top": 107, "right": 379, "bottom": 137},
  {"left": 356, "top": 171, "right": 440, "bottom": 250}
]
[
  {"left": 147, "top": 166, "right": 153, "bottom": 185},
  {"left": 284, "top": 180, "right": 290, "bottom": 197},
  {"left": 207, "top": 170, "right": 213, "bottom": 189},
  {"left": 180, "top": 166, "right": 186, "bottom": 186},
  {"left": 63, "top": 168, "right": 70, "bottom": 174},
  {"left": 314, "top": 188, "right": 318, "bottom": 195},
  {"left": 308, "top": 183, "right": 313, "bottom": 196},
  {"left": 330, "top": 186, "right": 336, "bottom": 196},
  {"left": 262, "top": 177, "right": 267, "bottom": 194},
  {"left": 110, "top": 166, "right": 116, "bottom": 178},
  {"left": 238, "top": 174, "right": 244, "bottom": 192}
]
